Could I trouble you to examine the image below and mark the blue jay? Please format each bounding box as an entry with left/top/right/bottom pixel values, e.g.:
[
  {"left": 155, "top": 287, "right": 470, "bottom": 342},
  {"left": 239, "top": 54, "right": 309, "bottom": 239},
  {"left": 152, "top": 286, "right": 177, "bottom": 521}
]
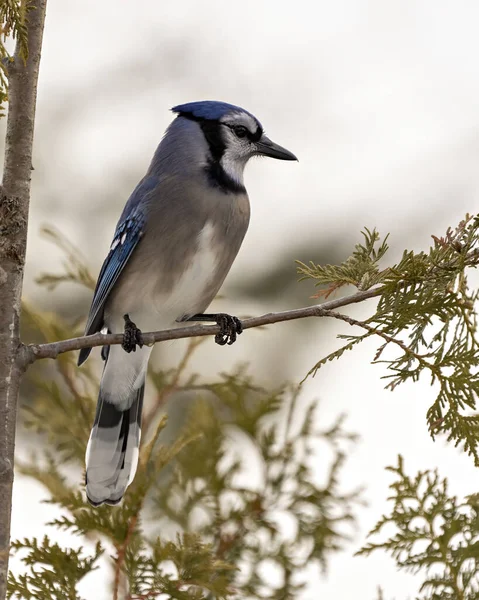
[{"left": 78, "top": 101, "right": 297, "bottom": 506}]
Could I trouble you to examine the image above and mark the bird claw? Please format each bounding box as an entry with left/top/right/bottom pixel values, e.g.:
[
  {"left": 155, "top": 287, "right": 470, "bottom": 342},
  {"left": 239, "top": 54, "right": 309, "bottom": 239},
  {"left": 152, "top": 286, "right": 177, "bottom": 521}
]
[
  {"left": 122, "top": 314, "right": 144, "bottom": 353},
  {"left": 214, "top": 314, "right": 243, "bottom": 346}
]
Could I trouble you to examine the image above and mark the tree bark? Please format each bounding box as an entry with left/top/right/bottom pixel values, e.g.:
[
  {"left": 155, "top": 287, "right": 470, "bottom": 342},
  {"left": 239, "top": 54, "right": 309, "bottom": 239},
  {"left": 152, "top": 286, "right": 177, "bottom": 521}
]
[{"left": 0, "top": 1, "right": 47, "bottom": 597}]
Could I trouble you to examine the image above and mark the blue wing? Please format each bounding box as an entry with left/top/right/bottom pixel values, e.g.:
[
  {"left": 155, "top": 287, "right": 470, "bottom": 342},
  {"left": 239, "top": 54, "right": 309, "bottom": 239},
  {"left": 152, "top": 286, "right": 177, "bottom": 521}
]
[{"left": 78, "top": 177, "right": 157, "bottom": 366}]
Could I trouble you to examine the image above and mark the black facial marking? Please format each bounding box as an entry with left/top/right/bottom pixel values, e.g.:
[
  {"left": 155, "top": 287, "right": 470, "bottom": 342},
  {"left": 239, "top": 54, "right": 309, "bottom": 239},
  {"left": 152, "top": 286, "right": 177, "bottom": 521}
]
[
  {"left": 197, "top": 119, "right": 226, "bottom": 162},
  {"left": 251, "top": 126, "right": 263, "bottom": 142},
  {"left": 178, "top": 111, "right": 225, "bottom": 160},
  {"left": 206, "top": 161, "right": 246, "bottom": 194},
  {"left": 177, "top": 111, "right": 247, "bottom": 194}
]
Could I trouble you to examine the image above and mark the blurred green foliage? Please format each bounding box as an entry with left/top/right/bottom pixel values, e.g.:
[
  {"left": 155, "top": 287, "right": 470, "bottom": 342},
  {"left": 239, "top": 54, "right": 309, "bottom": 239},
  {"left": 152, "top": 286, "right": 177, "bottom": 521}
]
[
  {"left": 11, "top": 231, "right": 360, "bottom": 599},
  {"left": 8, "top": 537, "right": 102, "bottom": 600},
  {"left": 11, "top": 334, "right": 360, "bottom": 598}
]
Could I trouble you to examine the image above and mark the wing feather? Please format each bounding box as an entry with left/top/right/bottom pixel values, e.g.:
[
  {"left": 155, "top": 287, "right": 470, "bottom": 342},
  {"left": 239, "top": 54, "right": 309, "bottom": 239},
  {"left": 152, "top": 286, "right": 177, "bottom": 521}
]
[{"left": 78, "top": 176, "right": 158, "bottom": 366}]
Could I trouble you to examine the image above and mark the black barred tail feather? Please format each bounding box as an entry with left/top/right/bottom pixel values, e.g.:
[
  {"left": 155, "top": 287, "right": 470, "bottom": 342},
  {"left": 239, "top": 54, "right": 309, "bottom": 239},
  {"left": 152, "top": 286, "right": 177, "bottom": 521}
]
[{"left": 85, "top": 384, "right": 144, "bottom": 506}]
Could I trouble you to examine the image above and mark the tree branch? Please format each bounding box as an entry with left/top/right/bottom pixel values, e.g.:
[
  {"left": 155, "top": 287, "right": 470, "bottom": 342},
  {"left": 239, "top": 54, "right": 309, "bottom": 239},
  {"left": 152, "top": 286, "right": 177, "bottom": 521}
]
[
  {"left": 20, "top": 288, "right": 382, "bottom": 365},
  {"left": 0, "top": 1, "right": 48, "bottom": 597}
]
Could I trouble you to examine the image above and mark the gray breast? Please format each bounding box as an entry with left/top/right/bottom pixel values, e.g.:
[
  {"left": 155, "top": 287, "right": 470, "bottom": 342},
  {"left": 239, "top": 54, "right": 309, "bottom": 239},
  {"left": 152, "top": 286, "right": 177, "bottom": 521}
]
[{"left": 105, "top": 175, "right": 250, "bottom": 330}]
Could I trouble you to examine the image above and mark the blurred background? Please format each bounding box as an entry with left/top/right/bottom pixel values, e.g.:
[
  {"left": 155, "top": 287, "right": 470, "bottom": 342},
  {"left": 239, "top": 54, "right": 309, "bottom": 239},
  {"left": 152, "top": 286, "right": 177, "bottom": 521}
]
[{"left": 3, "top": 0, "right": 479, "bottom": 597}]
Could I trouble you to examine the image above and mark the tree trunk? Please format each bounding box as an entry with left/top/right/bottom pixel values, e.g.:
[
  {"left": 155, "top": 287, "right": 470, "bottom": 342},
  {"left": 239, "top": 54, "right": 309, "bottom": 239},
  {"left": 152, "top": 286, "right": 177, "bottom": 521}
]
[{"left": 0, "top": 1, "right": 47, "bottom": 597}]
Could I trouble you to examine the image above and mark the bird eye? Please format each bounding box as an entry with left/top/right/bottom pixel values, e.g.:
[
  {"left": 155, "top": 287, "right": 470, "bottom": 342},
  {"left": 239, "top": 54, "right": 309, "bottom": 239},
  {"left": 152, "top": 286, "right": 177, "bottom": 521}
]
[{"left": 233, "top": 125, "right": 248, "bottom": 138}]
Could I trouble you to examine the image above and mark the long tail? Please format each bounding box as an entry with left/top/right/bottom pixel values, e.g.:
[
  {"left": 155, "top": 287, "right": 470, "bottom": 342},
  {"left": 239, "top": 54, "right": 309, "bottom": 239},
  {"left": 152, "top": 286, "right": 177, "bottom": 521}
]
[{"left": 85, "top": 345, "right": 151, "bottom": 506}]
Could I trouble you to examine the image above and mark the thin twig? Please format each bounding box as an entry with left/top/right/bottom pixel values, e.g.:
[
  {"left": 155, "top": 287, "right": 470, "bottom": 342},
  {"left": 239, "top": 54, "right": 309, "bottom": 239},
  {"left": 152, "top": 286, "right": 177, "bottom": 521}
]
[
  {"left": 325, "top": 310, "right": 425, "bottom": 362},
  {"left": 113, "top": 514, "right": 138, "bottom": 600},
  {"left": 142, "top": 337, "right": 204, "bottom": 437},
  {"left": 55, "top": 360, "right": 91, "bottom": 427},
  {"left": 20, "top": 288, "right": 382, "bottom": 366}
]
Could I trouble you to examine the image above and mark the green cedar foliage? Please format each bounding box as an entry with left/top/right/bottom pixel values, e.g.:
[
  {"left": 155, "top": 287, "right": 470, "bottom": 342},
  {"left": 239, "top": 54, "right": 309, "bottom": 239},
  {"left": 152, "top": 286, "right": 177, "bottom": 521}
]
[
  {"left": 0, "top": 0, "right": 29, "bottom": 116},
  {"left": 11, "top": 229, "right": 360, "bottom": 598},
  {"left": 358, "top": 456, "right": 479, "bottom": 600},
  {"left": 298, "top": 215, "right": 479, "bottom": 464}
]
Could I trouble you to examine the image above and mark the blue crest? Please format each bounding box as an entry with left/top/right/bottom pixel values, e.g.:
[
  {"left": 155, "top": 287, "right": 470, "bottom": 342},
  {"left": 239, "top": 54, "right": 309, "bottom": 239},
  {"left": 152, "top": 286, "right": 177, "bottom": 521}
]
[{"left": 171, "top": 100, "right": 259, "bottom": 124}]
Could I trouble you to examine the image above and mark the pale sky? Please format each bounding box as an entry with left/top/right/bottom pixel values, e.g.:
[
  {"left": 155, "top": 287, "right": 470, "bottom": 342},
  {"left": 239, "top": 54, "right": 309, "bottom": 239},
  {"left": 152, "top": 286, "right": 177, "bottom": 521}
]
[{"left": 6, "top": 0, "right": 479, "bottom": 598}]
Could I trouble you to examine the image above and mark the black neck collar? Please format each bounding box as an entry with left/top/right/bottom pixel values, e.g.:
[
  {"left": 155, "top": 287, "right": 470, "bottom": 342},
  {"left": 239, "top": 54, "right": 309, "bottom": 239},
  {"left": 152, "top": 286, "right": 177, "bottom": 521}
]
[{"left": 178, "top": 113, "right": 246, "bottom": 194}]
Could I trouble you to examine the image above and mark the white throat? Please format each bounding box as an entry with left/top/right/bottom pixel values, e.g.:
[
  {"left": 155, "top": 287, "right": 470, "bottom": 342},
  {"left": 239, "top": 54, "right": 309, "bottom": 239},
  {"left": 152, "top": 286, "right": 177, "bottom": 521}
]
[{"left": 219, "top": 151, "right": 247, "bottom": 186}]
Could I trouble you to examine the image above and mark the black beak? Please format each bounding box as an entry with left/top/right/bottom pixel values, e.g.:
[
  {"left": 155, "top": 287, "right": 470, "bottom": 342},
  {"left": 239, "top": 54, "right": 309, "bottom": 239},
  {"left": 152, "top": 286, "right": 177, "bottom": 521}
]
[{"left": 256, "top": 135, "right": 298, "bottom": 161}]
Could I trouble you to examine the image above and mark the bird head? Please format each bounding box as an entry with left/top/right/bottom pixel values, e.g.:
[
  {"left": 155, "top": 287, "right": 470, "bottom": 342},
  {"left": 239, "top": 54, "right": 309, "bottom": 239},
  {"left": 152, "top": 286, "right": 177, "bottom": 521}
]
[{"left": 171, "top": 101, "right": 297, "bottom": 192}]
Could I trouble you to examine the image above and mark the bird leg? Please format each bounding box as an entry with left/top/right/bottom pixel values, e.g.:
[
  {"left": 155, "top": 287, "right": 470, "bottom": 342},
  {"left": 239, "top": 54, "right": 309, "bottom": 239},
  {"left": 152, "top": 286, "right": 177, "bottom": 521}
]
[
  {"left": 122, "top": 314, "right": 144, "bottom": 353},
  {"left": 187, "top": 313, "right": 243, "bottom": 346}
]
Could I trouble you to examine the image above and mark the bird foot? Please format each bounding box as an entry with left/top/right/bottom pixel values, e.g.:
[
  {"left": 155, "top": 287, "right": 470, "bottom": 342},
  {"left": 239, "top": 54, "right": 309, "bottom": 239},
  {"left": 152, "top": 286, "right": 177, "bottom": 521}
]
[
  {"left": 122, "top": 314, "right": 144, "bottom": 353},
  {"left": 214, "top": 313, "right": 243, "bottom": 346}
]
